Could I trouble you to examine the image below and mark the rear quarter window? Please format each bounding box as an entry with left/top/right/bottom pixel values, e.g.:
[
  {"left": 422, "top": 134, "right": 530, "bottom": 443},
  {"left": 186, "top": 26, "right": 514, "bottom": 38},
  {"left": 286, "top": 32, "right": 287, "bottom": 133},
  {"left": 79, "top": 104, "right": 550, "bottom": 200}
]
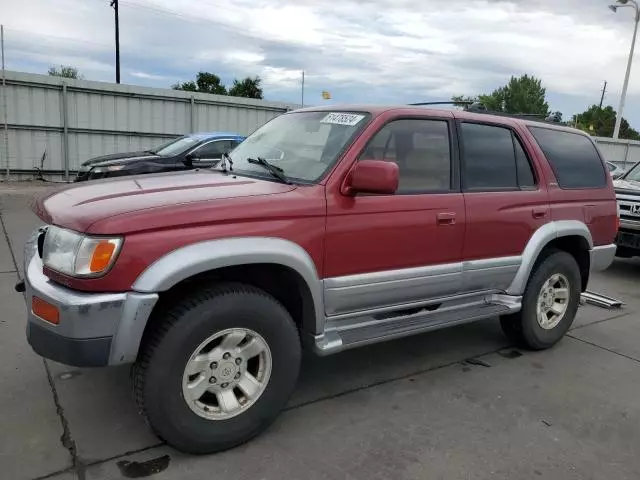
[{"left": 528, "top": 127, "right": 607, "bottom": 189}]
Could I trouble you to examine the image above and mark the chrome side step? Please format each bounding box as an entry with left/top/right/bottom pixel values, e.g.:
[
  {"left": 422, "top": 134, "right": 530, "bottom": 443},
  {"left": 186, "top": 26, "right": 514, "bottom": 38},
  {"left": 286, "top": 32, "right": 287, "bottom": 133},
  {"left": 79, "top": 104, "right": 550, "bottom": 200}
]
[{"left": 313, "top": 294, "right": 521, "bottom": 356}]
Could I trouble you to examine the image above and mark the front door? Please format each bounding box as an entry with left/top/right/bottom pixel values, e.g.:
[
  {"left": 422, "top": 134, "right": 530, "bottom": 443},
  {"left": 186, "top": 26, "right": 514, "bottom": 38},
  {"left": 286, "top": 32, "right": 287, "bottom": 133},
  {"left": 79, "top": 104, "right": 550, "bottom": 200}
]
[{"left": 324, "top": 116, "right": 466, "bottom": 316}]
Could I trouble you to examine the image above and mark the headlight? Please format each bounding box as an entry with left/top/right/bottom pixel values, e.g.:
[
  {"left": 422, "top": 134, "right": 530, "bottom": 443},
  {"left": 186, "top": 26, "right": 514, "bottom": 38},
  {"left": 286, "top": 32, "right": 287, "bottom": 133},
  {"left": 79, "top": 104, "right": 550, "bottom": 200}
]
[
  {"left": 42, "top": 226, "right": 123, "bottom": 277},
  {"left": 92, "top": 165, "right": 126, "bottom": 174}
]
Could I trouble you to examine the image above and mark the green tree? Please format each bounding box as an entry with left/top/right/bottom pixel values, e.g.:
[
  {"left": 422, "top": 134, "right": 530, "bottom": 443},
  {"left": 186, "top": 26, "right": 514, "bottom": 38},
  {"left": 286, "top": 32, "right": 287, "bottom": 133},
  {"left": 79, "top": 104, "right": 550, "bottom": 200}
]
[
  {"left": 48, "top": 65, "right": 82, "bottom": 79},
  {"left": 573, "top": 105, "right": 640, "bottom": 140},
  {"left": 172, "top": 72, "right": 227, "bottom": 95},
  {"left": 453, "top": 74, "right": 550, "bottom": 115},
  {"left": 228, "top": 76, "right": 263, "bottom": 99},
  {"left": 451, "top": 95, "right": 477, "bottom": 107},
  {"left": 172, "top": 80, "right": 197, "bottom": 92}
]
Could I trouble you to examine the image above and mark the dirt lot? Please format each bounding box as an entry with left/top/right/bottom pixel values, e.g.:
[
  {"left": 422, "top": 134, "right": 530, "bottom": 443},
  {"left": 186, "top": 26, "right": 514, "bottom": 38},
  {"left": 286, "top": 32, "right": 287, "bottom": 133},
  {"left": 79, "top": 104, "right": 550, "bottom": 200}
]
[{"left": 1, "top": 183, "right": 640, "bottom": 480}]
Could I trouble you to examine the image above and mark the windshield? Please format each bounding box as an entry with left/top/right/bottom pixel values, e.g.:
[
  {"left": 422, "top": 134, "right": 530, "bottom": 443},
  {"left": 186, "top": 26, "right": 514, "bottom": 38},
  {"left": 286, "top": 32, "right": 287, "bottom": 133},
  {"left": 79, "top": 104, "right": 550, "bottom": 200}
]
[
  {"left": 154, "top": 136, "right": 201, "bottom": 156},
  {"left": 228, "top": 111, "right": 370, "bottom": 183},
  {"left": 623, "top": 162, "right": 640, "bottom": 182}
]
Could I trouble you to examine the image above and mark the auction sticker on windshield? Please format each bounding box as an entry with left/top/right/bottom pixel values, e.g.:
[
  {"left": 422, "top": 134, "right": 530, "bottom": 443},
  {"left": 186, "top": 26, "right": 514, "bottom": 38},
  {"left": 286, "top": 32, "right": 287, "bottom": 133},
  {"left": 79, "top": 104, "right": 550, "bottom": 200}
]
[{"left": 320, "top": 112, "right": 365, "bottom": 126}]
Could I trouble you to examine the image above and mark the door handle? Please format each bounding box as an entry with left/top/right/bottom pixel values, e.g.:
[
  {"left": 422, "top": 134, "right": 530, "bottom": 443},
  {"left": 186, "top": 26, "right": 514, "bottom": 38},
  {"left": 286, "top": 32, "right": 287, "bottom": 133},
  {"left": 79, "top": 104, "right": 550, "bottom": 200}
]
[
  {"left": 437, "top": 212, "right": 456, "bottom": 225},
  {"left": 532, "top": 208, "right": 548, "bottom": 219}
]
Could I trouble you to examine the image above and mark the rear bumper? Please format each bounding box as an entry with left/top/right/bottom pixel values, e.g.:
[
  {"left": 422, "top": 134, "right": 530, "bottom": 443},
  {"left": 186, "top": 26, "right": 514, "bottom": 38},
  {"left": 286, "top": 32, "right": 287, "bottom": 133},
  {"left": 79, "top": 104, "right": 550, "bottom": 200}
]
[
  {"left": 590, "top": 244, "right": 617, "bottom": 271},
  {"left": 22, "top": 233, "right": 158, "bottom": 367}
]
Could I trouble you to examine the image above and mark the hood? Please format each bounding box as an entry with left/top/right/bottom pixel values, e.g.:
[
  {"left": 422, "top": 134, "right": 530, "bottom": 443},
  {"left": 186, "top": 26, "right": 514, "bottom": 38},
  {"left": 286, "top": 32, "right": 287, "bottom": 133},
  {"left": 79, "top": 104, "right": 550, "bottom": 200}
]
[
  {"left": 613, "top": 178, "right": 640, "bottom": 195},
  {"left": 33, "top": 170, "right": 297, "bottom": 234},
  {"left": 82, "top": 151, "right": 161, "bottom": 167}
]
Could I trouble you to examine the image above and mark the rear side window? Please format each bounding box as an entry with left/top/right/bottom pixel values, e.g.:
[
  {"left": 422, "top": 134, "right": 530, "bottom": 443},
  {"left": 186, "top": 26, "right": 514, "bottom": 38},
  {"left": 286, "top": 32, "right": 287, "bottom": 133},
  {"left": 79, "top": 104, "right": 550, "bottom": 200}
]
[
  {"left": 529, "top": 127, "right": 607, "bottom": 189},
  {"left": 460, "top": 123, "right": 536, "bottom": 190}
]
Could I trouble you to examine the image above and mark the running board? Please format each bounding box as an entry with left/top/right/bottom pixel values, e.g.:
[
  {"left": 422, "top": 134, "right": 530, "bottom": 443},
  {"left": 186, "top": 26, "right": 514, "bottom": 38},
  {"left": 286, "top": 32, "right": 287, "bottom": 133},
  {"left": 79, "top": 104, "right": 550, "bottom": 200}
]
[
  {"left": 581, "top": 291, "right": 624, "bottom": 309},
  {"left": 313, "top": 296, "right": 520, "bottom": 355}
]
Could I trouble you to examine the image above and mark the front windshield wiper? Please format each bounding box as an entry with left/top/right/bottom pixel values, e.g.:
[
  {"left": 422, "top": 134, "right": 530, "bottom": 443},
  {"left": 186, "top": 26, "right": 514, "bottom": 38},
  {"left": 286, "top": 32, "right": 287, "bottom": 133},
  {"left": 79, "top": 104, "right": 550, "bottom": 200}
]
[
  {"left": 144, "top": 150, "right": 158, "bottom": 155},
  {"left": 247, "top": 157, "right": 291, "bottom": 184}
]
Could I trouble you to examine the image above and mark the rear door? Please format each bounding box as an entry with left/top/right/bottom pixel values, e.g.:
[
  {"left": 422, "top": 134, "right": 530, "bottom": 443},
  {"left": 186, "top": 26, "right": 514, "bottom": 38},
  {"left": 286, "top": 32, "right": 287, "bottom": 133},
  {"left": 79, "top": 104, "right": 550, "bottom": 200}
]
[{"left": 458, "top": 120, "right": 549, "bottom": 292}]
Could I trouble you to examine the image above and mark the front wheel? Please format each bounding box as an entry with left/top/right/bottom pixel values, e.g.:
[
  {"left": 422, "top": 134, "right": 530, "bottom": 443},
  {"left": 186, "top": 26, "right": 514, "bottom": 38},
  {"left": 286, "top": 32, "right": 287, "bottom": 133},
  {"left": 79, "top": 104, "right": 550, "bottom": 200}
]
[
  {"left": 500, "top": 250, "right": 581, "bottom": 350},
  {"left": 133, "top": 283, "right": 301, "bottom": 454}
]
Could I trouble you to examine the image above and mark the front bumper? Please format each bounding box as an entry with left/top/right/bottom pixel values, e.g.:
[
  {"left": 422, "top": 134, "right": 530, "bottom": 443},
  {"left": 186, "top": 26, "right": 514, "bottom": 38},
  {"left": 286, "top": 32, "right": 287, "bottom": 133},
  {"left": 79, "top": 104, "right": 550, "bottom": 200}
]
[{"left": 22, "top": 233, "right": 158, "bottom": 367}]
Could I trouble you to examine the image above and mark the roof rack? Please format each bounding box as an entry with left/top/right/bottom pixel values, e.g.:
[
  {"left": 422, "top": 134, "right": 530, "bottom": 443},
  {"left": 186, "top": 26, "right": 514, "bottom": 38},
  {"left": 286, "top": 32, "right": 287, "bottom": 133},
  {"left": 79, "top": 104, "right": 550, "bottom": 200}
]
[{"left": 408, "top": 101, "right": 562, "bottom": 124}]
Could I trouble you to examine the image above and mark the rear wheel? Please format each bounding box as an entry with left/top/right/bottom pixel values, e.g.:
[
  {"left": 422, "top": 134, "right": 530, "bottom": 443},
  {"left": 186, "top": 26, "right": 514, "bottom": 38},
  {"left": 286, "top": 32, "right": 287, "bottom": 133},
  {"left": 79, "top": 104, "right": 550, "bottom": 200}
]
[
  {"left": 500, "top": 250, "right": 581, "bottom": 350},
  {"left": 133, "top": 283, "right": 301, "bottom": 454}
]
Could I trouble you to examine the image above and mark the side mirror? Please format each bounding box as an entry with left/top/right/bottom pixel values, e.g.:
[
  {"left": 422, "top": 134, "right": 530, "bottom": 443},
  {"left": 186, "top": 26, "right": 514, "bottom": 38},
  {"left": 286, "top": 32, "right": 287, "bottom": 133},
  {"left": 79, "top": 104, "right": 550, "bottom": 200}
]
[
  {"left": 183, "top": 153, "right": 197, "bottom": 167},
  {"left": 343, "top": 160, "right": 399, "bottom": 196}
]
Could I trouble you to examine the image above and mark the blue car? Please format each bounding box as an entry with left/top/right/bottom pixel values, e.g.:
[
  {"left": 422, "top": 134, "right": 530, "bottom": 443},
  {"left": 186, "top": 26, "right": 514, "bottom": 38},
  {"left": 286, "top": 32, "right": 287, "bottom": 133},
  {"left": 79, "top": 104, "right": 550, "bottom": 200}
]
[{"left": 75, "top": 132, "right": 246, "bottom": 181}]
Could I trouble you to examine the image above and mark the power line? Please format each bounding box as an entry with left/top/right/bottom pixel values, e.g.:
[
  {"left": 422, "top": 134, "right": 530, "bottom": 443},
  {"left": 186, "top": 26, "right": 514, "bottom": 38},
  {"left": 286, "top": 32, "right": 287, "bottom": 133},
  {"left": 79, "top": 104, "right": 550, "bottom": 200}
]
[{"left": 1, "top": 26, "right": 112, "bottom": 50}]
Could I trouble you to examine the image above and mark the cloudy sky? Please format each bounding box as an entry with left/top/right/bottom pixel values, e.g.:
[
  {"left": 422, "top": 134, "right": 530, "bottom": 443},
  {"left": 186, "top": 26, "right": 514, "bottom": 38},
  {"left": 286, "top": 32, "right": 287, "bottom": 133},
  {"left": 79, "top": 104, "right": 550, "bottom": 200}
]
[{"left": 3, "top": 0, "right": 640, "bottom": 125}]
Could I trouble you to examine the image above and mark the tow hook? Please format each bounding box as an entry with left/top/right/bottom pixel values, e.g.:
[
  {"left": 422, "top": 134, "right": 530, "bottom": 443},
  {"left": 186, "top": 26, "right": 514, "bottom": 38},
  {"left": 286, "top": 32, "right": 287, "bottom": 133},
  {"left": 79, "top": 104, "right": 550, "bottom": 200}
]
[{"left": 15, "top": 280, "right": 25, "bottom": 293}]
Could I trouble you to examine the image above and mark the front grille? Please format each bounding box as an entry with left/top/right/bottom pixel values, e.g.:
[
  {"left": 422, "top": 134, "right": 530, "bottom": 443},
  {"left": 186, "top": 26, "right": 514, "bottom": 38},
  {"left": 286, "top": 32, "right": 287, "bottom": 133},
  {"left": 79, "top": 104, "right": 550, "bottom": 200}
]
[{"left": 616, "top": 230, "right": 640, "bottom": 249}]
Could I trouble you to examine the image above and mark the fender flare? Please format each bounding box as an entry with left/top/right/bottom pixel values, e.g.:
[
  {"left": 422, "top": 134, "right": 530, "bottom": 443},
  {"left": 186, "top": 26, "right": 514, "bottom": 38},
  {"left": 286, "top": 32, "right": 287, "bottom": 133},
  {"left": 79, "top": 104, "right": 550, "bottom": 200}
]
[
  {"left": 506, "top": 220, "right": 593, "bottom": 295},
  {"left": 132, "top": 237, "right": 325, "bottom": 333}
]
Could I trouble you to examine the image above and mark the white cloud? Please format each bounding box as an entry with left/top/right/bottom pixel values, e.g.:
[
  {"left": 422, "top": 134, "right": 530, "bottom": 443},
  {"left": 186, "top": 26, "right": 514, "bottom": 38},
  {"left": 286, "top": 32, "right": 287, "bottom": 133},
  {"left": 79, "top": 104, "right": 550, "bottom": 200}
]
[
  {"left": 130, "top": 71, "right": 172, "bottom": 80},
  {"left": 2, "top": 0, "right": 640, "bottom": 122}
]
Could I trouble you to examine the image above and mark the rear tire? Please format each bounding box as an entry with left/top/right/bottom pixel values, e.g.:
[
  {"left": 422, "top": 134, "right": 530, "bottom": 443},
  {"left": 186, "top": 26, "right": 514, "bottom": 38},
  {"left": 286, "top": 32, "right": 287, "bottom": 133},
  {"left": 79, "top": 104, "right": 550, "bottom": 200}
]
[
  {"left": 500, "top": 250, "right": 581, "bottom": 350},
  {"left": 133, "top": 282, "right": 301, "bottom": 454}
]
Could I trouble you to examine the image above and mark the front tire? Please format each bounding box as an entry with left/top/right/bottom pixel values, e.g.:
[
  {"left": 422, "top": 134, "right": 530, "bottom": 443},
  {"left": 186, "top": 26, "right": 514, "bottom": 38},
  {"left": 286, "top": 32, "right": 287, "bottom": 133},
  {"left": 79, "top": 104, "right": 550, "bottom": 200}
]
[
  {"left": 500, "top": 250, "right": 581, "bottom": 350},
  {"left": 133, "top": 283, "right": 301, "bottom": 454}
]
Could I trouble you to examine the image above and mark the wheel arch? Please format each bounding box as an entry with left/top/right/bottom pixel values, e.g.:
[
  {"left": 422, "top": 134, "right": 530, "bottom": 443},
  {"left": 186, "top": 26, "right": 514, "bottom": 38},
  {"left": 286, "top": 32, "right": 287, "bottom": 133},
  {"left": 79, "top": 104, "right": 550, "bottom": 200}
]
[
  {"left": 132, "top": 237, "right": 324, "bottom": 335},
  {"left": 507, "top": 220, "right": 593, "bottom": 295}
]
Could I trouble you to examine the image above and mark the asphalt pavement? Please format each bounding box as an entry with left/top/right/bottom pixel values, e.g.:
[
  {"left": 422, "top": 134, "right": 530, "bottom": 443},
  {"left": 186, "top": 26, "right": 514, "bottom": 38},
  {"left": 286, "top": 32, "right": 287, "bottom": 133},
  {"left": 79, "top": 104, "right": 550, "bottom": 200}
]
[{"left": 1, "top": 183, "right": 640, "bottom": 480}]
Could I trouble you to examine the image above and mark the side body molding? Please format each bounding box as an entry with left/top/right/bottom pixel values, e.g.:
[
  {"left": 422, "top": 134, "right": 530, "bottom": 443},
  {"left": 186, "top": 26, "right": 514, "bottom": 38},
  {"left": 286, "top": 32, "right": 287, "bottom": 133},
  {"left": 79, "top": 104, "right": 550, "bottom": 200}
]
[
  {"left": 506, "top": 220, "right": 593, "bottom": 295},
  {"left": 132, "top": 237, "right": 325, "bottom": 333}
]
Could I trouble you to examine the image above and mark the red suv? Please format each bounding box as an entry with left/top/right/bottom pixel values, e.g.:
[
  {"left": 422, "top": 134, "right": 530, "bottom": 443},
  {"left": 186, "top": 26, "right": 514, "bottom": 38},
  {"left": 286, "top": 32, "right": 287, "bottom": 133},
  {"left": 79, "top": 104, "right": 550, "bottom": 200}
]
[{"left": 18, "top": 105, "right": 618, "bottom": 454}]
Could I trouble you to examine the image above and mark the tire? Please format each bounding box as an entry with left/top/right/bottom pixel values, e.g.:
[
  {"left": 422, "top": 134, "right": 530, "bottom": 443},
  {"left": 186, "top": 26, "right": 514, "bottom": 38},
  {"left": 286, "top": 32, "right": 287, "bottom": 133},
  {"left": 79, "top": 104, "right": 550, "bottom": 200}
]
[
  {"left": 500, "top": 249, "right": 581, "bottom": 350},
  {"left": 133, "top": 282, "right": 301, "bottom": 454}
]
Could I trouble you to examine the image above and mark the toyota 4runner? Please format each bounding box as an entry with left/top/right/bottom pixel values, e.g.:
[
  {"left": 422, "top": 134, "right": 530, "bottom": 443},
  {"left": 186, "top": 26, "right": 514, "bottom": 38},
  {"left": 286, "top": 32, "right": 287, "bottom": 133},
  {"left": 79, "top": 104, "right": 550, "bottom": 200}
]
[{"left": 18, "top": 105, "right": 618, "bottom": 454}]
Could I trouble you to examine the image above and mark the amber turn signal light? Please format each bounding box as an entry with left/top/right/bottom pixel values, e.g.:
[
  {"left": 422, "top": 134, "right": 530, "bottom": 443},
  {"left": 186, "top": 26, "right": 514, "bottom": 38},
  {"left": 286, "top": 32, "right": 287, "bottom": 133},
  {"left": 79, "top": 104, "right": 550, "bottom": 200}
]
[
  {"left": 89, "top": 240, "right": 118, "bottom": 273},
  {"left": 32, "top": 296, "right": 60, "bottom": 325}
]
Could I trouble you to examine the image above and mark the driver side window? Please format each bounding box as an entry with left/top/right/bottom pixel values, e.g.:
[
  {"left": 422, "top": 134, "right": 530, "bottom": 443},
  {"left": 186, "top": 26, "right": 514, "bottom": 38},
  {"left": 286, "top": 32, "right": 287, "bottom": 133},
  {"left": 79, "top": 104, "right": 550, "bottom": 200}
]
[
  {"left": 358, "top": 119, "right": 452, "bottom": 194},
  {"left": 193, "top": 140, "right": 231, "bottom": 159}
]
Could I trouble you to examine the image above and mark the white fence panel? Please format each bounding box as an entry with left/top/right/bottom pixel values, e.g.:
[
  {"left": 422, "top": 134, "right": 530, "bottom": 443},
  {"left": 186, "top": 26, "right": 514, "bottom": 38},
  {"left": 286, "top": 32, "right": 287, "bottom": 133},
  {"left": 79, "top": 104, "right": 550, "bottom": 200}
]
[{"left": 0, "top": 70, "right": 295, "bottom": 179}]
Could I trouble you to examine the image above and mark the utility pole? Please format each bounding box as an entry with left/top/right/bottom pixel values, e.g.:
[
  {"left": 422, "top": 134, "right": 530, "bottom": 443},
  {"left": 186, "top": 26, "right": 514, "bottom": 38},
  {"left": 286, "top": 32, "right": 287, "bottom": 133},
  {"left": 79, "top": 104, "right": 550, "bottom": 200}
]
[
  {"left": 599, "top": 81, "right": 607, "bottom": 109},
  {"left": 110, "top": 0, "right": 120, "bottom": 84},
  {"left": 1, "top": 25, "right": 8, "bottom": 180},
  {"left": 609, "top": 1, "right": 640, "bottom": 139},
  {"left": 301, "top": 71, "right": 305, "bottom": 108}
]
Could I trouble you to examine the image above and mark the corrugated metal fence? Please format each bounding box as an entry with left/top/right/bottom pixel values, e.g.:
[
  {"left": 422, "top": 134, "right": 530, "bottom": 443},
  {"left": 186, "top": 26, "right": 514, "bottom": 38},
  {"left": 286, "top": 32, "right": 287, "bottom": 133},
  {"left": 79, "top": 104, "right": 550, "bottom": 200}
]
[
  {"left": 0, "top": 71, "right": 295, "bottom": 180},
  {"left": 1, "top": 70, "right": 639, "bottom": 181},
  {"left": 593, "top": 136, "right": 640, "bottom": 172}
]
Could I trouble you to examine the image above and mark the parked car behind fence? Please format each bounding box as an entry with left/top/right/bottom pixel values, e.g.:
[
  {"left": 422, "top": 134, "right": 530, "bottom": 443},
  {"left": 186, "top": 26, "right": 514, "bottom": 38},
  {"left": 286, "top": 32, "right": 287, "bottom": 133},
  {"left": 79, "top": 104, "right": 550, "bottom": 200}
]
[{"left": 75, "top": 132, "right": 246, "bottom": 181}]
